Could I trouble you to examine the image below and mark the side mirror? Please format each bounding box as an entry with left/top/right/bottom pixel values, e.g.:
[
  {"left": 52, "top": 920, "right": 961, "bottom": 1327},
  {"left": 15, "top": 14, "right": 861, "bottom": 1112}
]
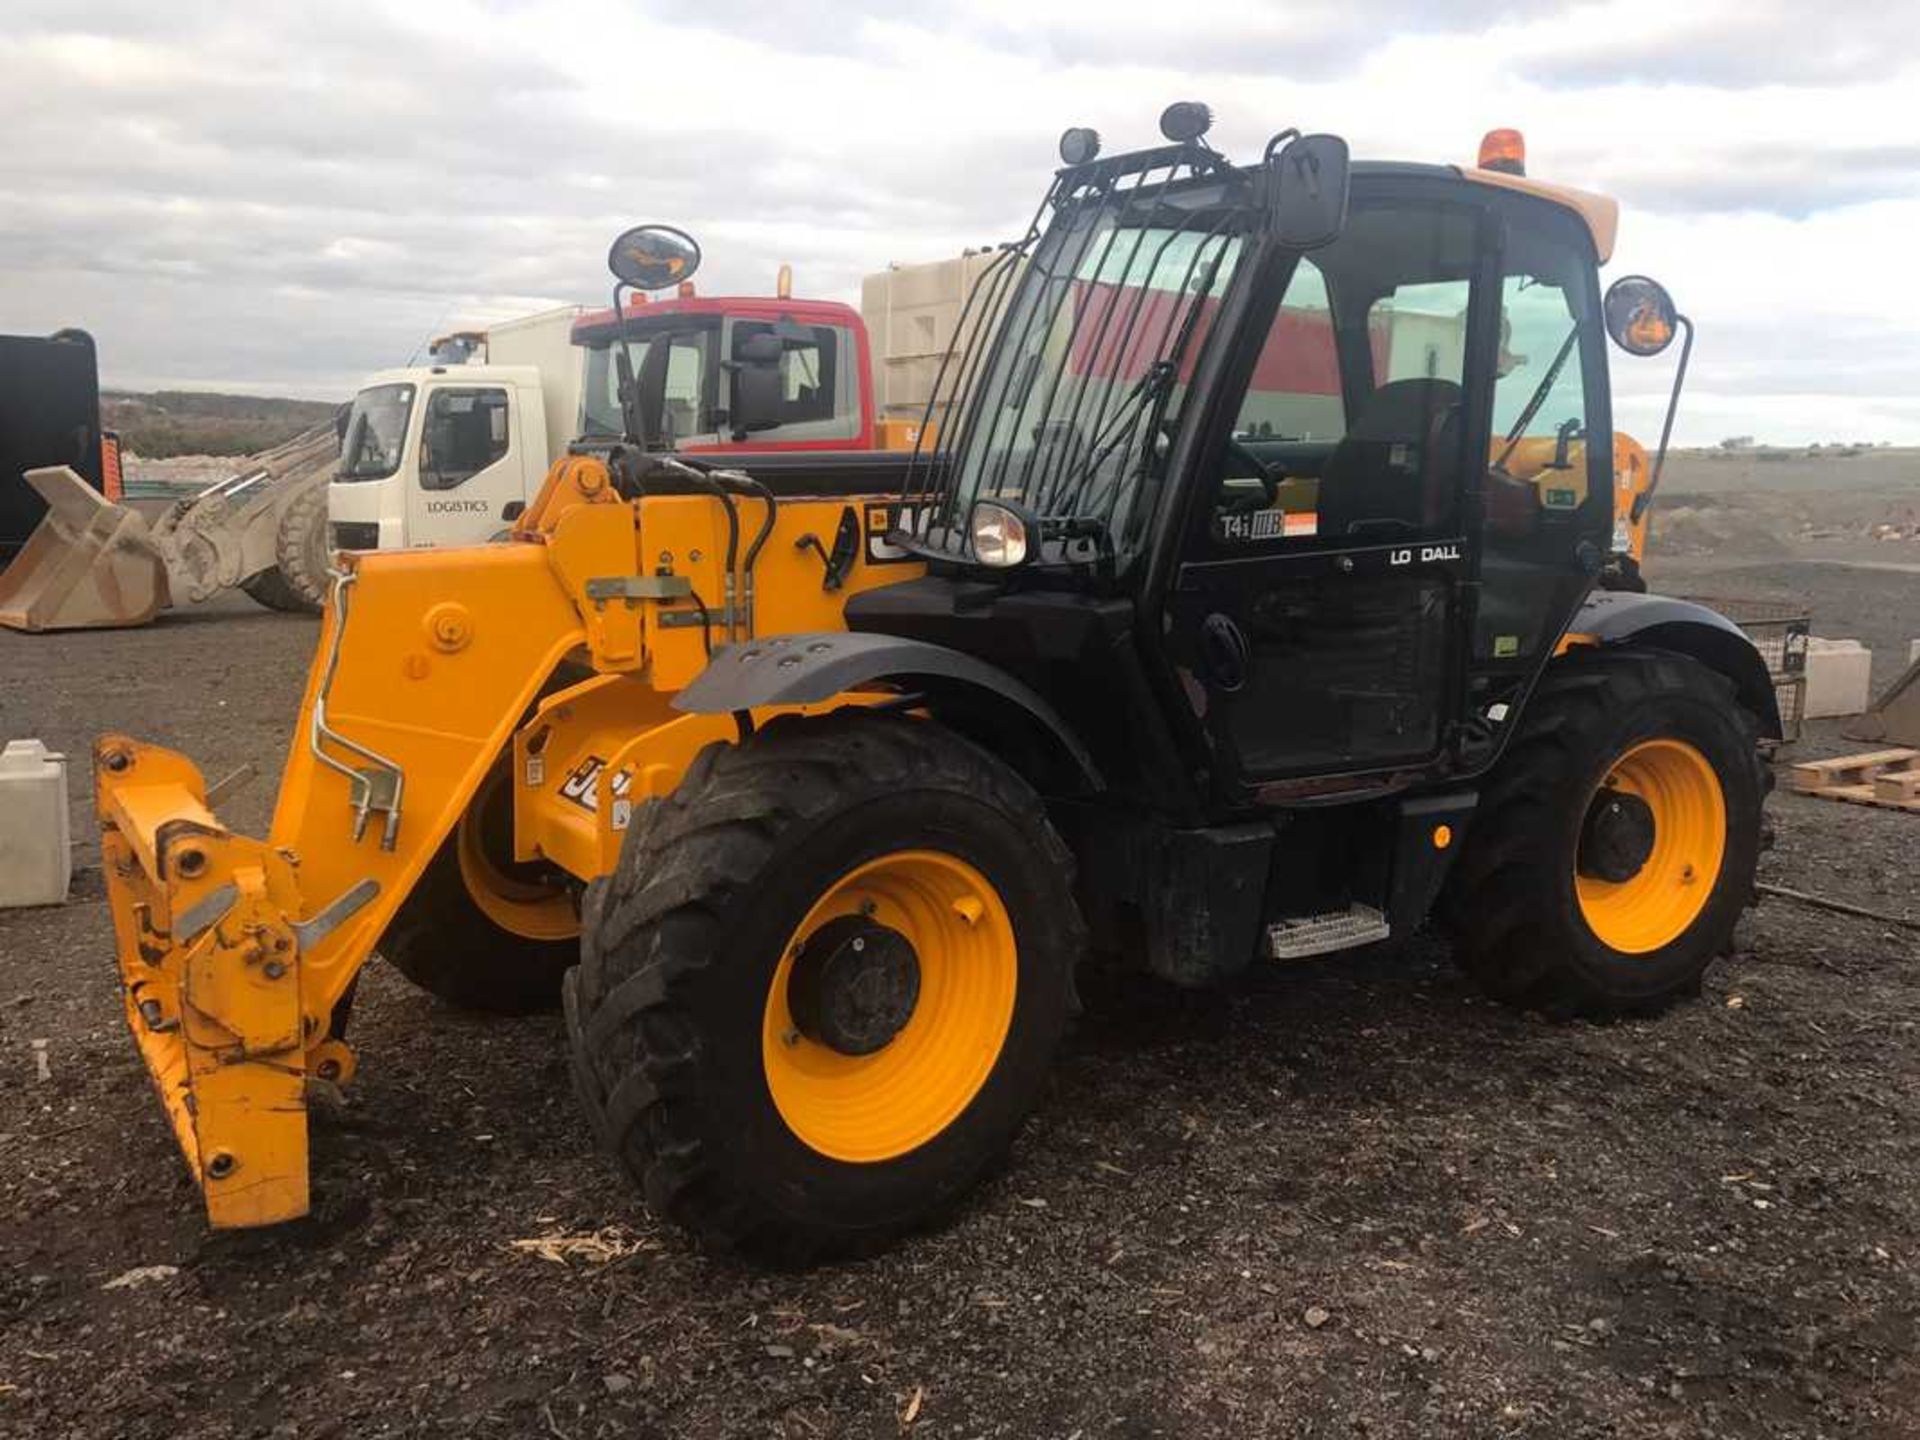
[
  {"left": 1603, "top": 275, "right": 1678, "bottom": 357},
  {"left": 731, "top": 332, "right": 785, "bottom": 435},
  {"left": 1271, "top": 133, "right": 1350, "bottom": 250},
  {"left": 607, "top": 224, "right": 701, "bottom": 292}
]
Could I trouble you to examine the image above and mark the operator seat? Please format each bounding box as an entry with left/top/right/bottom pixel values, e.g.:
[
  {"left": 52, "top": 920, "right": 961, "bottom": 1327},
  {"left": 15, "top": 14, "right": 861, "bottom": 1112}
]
[{"left": 1316, "top": 378, "right": 1461, "bottom": 537}]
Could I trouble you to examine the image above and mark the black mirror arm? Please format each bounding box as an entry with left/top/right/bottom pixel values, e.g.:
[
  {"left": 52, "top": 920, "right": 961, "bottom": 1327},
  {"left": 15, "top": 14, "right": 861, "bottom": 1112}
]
[
  {"left": 1261, "top": 128, "right": 1301, "bottom": 163},
  {"left": 1631, "top": 313, "right": 1693, "bottom": 523},
  {"left": 611, "top": 281, "right": 650, "bottom": 448}
]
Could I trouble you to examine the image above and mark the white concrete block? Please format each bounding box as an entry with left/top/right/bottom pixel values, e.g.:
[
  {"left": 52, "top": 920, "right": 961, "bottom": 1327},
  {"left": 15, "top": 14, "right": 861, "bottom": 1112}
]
[
  {"left": 1908, "top": 638, "right": 1919, "bottom": 666},
  {"left": 1803, "top": 638, "right": 1874, "bottom": 719},
  {"left": 0, "top": 739, "right": 71, "bottom": 907}
]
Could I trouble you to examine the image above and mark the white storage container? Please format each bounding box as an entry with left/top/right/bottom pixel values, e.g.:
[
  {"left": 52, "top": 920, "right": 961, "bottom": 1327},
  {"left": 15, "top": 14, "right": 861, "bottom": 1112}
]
[
  {"left": 0, "top": 739, "right": 71, "bottom": 907},
  {"left": 1803, "top": 638, "right": 1874, "bottom": 720}
]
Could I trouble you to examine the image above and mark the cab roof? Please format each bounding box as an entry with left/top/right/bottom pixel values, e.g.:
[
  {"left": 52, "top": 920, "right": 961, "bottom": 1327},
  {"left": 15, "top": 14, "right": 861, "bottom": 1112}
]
[
  {"left": 571, "top": 295, "right": 864, "bottom": 345},
  {"left": 1351, "top": 159, "right": 1619, "bottom": 263}
]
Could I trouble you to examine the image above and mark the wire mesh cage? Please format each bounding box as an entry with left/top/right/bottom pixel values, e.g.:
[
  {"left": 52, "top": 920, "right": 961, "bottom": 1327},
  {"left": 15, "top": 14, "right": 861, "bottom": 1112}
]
[{"left": 1681, "top": 594, "right": 1811, "bottom": 742}]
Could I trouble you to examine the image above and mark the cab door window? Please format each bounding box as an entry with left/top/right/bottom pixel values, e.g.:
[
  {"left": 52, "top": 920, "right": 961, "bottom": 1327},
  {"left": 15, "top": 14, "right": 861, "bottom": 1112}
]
[
  {"left": 1207, "top": 204, "right": 1477, "bottom": 550},
  {"left": 1474, "top": 206, "right": 1606, "bottom": 665},
  {"left": 1487, "top": 255, "right": 1595, "bottom": 534},
  {"left": 420, "top": 387, "right": 509, "bottom": 489},
  {"left": 726, "top": 321, "right": 856, "bottom": 440},
  {"left": 1215, "top": 259, "right": 1342, "bottom": 542}
]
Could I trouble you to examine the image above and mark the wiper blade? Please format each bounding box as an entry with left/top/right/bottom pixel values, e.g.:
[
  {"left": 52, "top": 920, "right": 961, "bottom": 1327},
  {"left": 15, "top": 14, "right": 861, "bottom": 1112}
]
[{"left": 1493, "top": 323, "right": 1580, "bottom": 473}]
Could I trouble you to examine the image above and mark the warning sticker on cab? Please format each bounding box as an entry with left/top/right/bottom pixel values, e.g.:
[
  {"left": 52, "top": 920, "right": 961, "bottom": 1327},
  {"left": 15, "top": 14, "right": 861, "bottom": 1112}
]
[
  {"left": 1217, "top": 507, "right": 1317, "bottom": 544},
  {"left": 865, "top": 503, "right": 931, "bottom": 563}
]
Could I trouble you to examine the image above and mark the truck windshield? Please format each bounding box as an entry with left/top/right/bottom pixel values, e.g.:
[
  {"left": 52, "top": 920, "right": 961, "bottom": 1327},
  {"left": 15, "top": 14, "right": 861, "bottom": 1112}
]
[
  {"left": 337, "top": 383, "right": 414, "bottom": 481},
  {"left": 579, "top": 343, "right": 624, "bottom": 438},
  {"left": 900, "top": 164, "right": 1249, "bottom": 568}
]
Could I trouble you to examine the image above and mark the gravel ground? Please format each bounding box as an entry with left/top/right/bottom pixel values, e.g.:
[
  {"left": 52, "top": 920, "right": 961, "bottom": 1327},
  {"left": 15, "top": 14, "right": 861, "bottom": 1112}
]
[{"left": 2, "top": 576, "right": 1918, "bottom": 1440}]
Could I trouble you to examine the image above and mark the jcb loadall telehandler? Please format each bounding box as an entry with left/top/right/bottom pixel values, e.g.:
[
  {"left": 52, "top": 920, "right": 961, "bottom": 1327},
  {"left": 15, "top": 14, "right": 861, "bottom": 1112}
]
[{"left": 95, "top": 112, "right": 1775, "bottom": 1263}]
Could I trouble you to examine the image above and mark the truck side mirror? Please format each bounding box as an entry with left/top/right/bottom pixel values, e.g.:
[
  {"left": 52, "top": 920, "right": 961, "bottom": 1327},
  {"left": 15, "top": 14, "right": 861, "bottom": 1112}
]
[
  {"left": 1271, "top": 133, "right": 1350, "bottom": 250},
  {"left": 731, "top": 333, "right": 785, "bottom": 436},
  {"left": 607, "top": 224, "right": 701, "bottom": 292}
]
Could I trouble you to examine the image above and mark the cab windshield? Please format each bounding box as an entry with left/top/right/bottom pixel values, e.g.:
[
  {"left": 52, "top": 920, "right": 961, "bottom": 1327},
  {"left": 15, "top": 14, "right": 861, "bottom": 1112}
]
[
  {"left": 902, "top": 168, "right": 1250, "bottom": 567},
  {"left": 578, "top": 322, "right": 713, "bottom": 440},
  {"left": 337, "top": 382, "right": 414, "bottom": 481}
]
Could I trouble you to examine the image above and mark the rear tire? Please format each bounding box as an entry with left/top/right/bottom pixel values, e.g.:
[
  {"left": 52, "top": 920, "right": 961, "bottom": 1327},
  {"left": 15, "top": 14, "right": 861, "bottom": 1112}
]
[
  {"left": 1441, "top": 649, "right": 1765, "bottom": 1018},
  {"left": 274, "top": 478, "right": 332, "bottom": 611},
  {"left": 567, "top": 710, "right": 1083, "bottom": 1265},
  {"left": 377, "top": 766, "right": 579, "bottom": 1014}
]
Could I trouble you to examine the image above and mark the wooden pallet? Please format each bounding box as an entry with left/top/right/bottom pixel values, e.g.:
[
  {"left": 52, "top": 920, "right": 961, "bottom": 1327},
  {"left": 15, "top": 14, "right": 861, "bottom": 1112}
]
[{"left": 1790, "top": 748, "right": 1920, "bottom": 813}]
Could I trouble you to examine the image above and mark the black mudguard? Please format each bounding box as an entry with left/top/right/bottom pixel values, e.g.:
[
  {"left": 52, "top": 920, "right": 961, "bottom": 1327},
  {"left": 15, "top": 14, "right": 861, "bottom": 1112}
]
[
  {"left": 1571, "top": 590, "right": 1782, "bottom": 738},
  {"left": 673, "top": 632, "right": 1105, "bottom": 791}
]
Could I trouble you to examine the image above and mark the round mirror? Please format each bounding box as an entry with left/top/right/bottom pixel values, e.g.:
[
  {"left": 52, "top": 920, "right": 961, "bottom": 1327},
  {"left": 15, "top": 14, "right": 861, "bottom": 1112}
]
[
  {"left": 1604, "top": 274, "right": 1678, "bottom": 357},
  {"left": 607, "top": 224, "right": 701, "bottom": 292}
]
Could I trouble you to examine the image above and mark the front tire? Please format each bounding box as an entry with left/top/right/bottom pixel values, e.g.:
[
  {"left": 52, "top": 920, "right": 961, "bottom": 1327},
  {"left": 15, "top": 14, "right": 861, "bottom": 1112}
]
[
  {"left": 238, "top": 565, "right": 319, "bottom": 614},
  {"left": 567, "top": 711, "right": 1083, "bottom": 1265},
  {"left": 377, "top": 765, "right": 580, "bottom": 1013},
  {"left": 1441, "top": 649, "right": 1766, "bottom": 1018},
  {"left": 274, "top": 478, "right": 332, "bottom": 611}
]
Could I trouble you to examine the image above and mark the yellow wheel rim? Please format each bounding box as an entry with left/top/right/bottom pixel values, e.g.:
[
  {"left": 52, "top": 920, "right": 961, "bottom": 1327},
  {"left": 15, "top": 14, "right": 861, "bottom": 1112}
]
[
  {"left": 763, "top": 850, "right": 1017, "bottom": 1163},
  {"left": 1576, "top": 738, "right": 1726, "bottom": 955},
  {"left": 455, "top": 778, "right": 578, "bottom": 943}
]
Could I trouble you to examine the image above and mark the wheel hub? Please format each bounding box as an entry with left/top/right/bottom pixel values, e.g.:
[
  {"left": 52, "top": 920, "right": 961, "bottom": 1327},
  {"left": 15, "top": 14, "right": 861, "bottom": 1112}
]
[
  {"left": 787, "top": 915, "right": 921, "bottom": 1056},
  {"left": 1578, "top": 787, "right": 1656, "bottom": 883}
]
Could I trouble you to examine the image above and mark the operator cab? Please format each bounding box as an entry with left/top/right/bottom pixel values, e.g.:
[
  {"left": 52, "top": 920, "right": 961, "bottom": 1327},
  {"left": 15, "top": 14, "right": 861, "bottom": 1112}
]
[{"left": 875, "top": 110, "right": 1691, "bottom": 808}]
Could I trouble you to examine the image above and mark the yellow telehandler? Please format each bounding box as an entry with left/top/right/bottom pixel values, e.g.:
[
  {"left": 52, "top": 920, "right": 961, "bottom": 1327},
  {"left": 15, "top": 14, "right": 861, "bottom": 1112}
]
[{"left": 94, "top": 114, "right": 1776, "bottom": 1262}]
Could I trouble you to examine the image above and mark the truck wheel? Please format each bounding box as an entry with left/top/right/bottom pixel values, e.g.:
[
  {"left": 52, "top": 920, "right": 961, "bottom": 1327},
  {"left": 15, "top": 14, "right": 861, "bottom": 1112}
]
[
  {"left": 273, "top": 477, "right": 332, "bottom": 611},
  {"left": 1441, "top": 649, "right": 1766, "bottom": 1018},
  {"left": 377, "top": 765, "right": 579, "bottom": 1013},
  {"left": 567, "top": 711, "right": 1083, "bottom": 1264},
  {"left": 238, "top": 566, "right": 317, "bottom": 614}
]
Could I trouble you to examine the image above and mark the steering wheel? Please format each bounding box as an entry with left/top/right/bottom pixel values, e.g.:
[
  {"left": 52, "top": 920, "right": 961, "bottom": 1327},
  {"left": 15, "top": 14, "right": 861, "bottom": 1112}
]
[{"left": 1224, "top": 436, "right": 1281, "bottom": 505}]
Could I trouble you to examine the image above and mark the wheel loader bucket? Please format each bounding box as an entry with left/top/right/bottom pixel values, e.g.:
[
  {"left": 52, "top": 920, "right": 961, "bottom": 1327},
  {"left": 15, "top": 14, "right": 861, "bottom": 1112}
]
[
  {"left": 1843, "top": 658, "right": 1920, "bottom": 748},
  {"left": 0, "top": 466, "right": 169, "bottom": 631}
]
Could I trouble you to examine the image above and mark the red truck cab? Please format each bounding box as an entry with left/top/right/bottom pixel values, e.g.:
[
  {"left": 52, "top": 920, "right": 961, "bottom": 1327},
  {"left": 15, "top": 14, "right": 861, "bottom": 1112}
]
[{"left": 570, "top": 293, "right": 884, "bottom": 454}]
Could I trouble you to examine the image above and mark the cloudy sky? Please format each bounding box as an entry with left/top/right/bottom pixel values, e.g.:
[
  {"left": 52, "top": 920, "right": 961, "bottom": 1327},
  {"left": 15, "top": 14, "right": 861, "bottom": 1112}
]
[{"left": 4, "top": 0, "right": 1918, "bottom": 444}]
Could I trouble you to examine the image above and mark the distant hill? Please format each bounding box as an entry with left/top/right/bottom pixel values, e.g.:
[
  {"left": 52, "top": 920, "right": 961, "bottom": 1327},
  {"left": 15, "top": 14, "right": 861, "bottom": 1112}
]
[{"left": 103, "top": 389, "right": 341, "bottom": 458}]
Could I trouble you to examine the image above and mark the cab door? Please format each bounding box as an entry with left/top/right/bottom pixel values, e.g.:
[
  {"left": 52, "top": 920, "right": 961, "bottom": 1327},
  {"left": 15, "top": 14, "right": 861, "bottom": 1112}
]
[
  {"left": 406, "top": 382, "right": 522, "bottom": 545},
  {"left": 1161, "top": 196, "right": 1497, "bottom": 796}
]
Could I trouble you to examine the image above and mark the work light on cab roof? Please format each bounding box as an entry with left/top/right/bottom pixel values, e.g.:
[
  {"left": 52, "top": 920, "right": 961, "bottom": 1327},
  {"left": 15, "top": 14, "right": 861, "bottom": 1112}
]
[
  {"left": 1058, "top": 126, "right": 1101, "bottom": 166},
  {"left": 1158, "top": 101, "right": 1213, "bottom": 144}
]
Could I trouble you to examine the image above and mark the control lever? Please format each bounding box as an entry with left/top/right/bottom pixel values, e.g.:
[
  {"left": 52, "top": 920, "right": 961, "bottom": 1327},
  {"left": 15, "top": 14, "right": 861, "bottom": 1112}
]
[{"left": 795, "top": 506, "right": 861, "bottom": 592}]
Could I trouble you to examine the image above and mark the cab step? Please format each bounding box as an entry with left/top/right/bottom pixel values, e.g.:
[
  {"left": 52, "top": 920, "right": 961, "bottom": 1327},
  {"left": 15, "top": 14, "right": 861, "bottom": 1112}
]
[{"left": 1265, "top": 904, "right": 1392, "bottom": 960}]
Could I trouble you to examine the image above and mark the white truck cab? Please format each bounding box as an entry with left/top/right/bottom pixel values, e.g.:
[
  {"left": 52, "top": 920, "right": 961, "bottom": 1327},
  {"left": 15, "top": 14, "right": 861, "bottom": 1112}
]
[
  {"left": 327, "top": 306, "right": 583, "bottom": 553},
  {"left": 328, "top": 363, "right": 552, "bottom": 551}
]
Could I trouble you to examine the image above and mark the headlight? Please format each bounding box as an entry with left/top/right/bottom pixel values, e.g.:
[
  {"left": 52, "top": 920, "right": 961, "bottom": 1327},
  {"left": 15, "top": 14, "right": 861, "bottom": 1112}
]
[{"left": 968, "top": 500, "right": 1030, "bottom": 567}]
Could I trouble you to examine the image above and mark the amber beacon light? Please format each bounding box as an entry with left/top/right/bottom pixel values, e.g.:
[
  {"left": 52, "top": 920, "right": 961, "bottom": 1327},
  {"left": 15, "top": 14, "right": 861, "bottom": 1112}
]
[{"left": 1478, "top": 128, "right": 1526, "bottom": 175}]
